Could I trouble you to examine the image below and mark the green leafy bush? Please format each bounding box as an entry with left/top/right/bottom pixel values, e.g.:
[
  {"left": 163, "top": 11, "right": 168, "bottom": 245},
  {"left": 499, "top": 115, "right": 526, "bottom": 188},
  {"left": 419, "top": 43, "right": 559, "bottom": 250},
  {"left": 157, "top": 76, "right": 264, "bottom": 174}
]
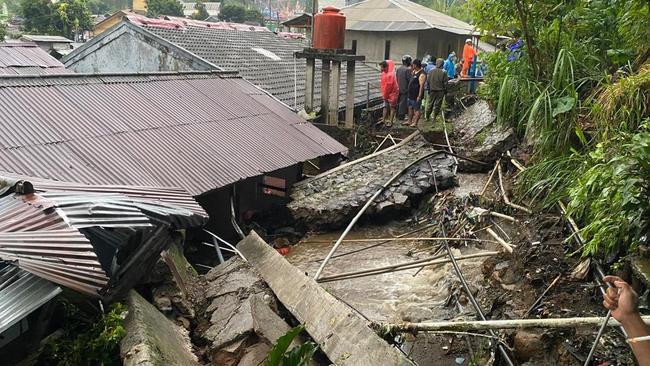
[
  {"left": 567, "top": 121, "right": 650, "bottom": 256},
  {"left": 42, "top": 303, "right": 127, "bottom": 366},
  {"left": 266, "top": 324, "right": 318, "bottom": 366}
]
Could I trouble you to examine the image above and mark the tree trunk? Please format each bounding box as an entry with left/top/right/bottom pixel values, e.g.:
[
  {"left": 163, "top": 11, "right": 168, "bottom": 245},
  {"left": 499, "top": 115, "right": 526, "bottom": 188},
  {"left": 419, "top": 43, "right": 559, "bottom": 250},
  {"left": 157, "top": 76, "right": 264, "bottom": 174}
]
[{"left": 513, "top": 0, "right": 539, "bottom": 79}]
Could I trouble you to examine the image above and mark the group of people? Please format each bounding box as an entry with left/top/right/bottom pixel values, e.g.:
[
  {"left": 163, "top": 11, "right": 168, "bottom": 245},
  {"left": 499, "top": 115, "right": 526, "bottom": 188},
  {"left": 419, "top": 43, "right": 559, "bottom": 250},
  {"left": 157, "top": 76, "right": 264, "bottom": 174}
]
[{"left": 379, "top": 38, "right": 484, "bottom": 128}]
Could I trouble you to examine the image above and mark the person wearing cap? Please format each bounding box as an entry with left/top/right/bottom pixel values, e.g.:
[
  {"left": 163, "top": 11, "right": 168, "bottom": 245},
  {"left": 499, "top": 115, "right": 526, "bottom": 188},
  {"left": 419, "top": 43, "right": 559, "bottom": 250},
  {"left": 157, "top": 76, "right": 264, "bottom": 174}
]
[
  {"left": 462, "top": 38, "right": 477, "bottom": 77},
  {"left": 396, "top": 55, "right": 412, "bottom": 120}
]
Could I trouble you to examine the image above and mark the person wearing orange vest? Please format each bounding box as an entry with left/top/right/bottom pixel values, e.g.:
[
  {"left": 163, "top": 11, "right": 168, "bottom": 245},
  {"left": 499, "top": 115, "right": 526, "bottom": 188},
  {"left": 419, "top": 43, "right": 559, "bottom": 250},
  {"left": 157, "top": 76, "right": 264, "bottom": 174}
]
[{"left": 461, "top": 38, "right": 477, "bottom": 77}]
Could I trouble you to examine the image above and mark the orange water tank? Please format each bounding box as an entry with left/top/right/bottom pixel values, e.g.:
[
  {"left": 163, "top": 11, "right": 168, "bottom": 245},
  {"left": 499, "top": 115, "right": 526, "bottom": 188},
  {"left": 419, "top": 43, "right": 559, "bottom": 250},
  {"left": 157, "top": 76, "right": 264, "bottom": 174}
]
[{"left": 313, "top": 6, "right": 346, "bottom": 50}]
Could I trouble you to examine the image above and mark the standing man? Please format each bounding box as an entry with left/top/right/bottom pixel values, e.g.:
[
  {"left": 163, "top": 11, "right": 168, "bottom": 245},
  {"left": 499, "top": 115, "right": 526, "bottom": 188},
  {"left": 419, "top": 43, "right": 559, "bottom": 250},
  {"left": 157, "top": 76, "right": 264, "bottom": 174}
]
[
  {"left": 396, "top": 55, "right": 412, "bottom": 120},
  {"left": 379, "top": 60, "right": 399, "bottom": 127},
  {"left": 461, "top": 38, "right": 477, "bottom": 77},
  {"left": 406, "top": 59, "right": 426, "bottom": 127},
  {"left": 426, "top": 58, "right": 448, "bottom": 122}
]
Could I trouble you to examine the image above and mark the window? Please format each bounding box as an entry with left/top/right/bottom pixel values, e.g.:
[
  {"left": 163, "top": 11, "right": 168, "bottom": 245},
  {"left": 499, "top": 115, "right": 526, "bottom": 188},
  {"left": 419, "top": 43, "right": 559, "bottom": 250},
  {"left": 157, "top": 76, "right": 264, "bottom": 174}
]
[
  {"left": 351, "top": 40, "right": 357, "bottom": 54},
  {"left": 261, "top": 176, "right": 287, "bottom": 197},
  {"left": 384, "top": 40, "right": 391, "bottom": 60}
]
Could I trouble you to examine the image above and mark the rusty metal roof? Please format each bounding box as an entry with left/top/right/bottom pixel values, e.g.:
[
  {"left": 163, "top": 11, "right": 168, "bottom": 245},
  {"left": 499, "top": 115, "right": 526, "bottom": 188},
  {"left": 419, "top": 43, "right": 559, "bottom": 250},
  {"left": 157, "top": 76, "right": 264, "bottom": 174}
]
[
  {"left": 0, "top": 43, "right": 72, "bottom": 75},
  {"left": 0, "top": 72, "right": 347, "bottom": 196},
  {"left": 0, "top": 265, "right": 62, "bottom": 334}
]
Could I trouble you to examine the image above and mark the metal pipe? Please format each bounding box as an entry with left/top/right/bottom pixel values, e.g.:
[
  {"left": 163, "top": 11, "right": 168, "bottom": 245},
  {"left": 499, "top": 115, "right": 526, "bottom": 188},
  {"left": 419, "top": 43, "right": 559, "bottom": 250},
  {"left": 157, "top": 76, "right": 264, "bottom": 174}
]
[
  {"left": 317, "top": 251, "right": 498, "bottom": 283},
  {"left": 203, "top": 230, "right": 247, "bottom": 262},
  {"left": 230, "top": 186, "right": 245, "bottom": 239},
  {"left": 307, "top": 224, "right": 435, "bottom": 263},
  {"left": 313, "top": 151, "right": 448, "bottom": 280},
  {"left": 213, "top": 237, "right": 224, "bottom": 264},
  {"left": 441, "top": 225, "right": 515, "bottom": 366}
]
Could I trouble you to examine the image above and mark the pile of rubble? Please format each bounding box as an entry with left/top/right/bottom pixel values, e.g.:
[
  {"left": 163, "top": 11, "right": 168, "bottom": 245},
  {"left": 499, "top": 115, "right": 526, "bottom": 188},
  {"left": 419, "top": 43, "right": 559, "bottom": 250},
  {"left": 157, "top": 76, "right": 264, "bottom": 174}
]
[{"left": 289, "top": 133, "right": 456, "bottom": 228}]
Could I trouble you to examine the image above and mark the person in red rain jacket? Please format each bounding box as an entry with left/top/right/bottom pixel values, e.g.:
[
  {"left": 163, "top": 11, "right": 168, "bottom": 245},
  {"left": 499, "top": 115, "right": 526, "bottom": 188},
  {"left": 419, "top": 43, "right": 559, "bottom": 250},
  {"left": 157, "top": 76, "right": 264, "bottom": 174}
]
[{"left": 379, "top": 59, "right": 399, "bottom": 127}]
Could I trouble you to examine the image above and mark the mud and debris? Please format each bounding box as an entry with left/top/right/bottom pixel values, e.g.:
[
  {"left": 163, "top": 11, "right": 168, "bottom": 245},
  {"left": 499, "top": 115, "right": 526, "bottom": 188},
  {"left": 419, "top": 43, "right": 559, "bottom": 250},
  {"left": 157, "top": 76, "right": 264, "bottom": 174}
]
[{"left": 289, "top": 133, "right": 456, "bottom": 229}]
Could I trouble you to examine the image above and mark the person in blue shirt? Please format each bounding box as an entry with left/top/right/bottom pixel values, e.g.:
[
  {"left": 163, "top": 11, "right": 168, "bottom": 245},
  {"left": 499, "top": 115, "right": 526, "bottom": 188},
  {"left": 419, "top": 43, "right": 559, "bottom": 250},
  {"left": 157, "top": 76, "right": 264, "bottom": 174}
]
[
  {"left": 444, "top": 52, "right": 457, "bottom": 78},
  {"left": 507, "top": 32, "right": 524, "bottom": 62}
]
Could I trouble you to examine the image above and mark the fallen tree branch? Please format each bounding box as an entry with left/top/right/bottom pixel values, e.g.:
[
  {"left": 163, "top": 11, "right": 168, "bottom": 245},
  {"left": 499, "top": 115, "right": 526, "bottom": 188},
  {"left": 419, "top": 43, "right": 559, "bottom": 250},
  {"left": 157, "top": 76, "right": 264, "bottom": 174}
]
[
  {"left": 479, "top": 159, "right": 500, "bottom": 196},
  {"left": 506, "top": 151, "right": 525, "bottom": 172},
  {"left": 523, "top": 274, "right": 561, "bottom": 317},
  {"left": 497, "top": 162, "right": 532, "bottom": 214},
  {"left": 485, "top": 228, "right": 514, "bottom": 253},
  {"left": 391, "top": 316, "right": 650, "bottom": 332}
]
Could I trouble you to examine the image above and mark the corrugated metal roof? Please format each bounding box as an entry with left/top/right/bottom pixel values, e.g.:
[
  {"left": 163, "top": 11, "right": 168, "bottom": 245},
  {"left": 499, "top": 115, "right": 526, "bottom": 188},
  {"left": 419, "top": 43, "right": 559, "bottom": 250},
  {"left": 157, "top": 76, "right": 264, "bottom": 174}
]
[
  {"left": 20, "top": 35, "right": 74, "bottom": 43},
  {"left": 0, "top": 173, "right": 208, "bottom": 298},
  {"left": 341, "top": 0, "right": 475, "bottom": 35},
  {"left": 0, "top": 72, "right": 347, "bottom": 196},
  {"left": 0, "top": 43, "right": 72, "bottom": 75},
  {"left": 0, "top": 265, "right": 61, "bottom": 334},
  {"left": 63, "top": 19, "right": 382, "bottom": 111},
  {"left": 0, "top": 171, "right": 206, "bottom": 216},
  {"left": 0, "top": 227, "right": 109, "bottom": 297}
]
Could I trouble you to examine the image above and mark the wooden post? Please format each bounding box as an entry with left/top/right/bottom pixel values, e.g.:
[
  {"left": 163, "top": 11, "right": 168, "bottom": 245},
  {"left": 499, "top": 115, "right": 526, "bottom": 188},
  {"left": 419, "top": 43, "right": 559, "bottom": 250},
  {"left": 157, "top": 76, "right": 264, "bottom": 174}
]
[
  {"left": 329, "top": 60, "right": 341, "bottom": 125},
  {"left": 304, "top": 58, "right": 315, "bottom": 112},
  {"left": 345, "top": 60, "right": 356, "bottom": 128},
  {"left": 321, "top": 60, "right": 330, "bottom": 123}
]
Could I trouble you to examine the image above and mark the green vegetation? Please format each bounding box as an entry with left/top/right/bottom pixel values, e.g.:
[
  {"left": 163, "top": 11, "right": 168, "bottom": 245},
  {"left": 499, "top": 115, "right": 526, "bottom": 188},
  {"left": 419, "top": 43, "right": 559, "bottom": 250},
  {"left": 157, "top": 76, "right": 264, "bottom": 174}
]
[
  {"left": 218, "top": 2, "right": 263, "bottom": 24},
  {"left": 265, "top": 324, "right": 318, "bottom": 366},
  {"left": 412, "top": 0, "right": 471, "bottom": 23},
  {"left": 192, "top": 0, "right": 209, "bottom": 20},
  {"left": 19, "top": 0, "right": 93, "bottom": 39},
  {"left": 146, "top": 0, "right": 184, "bottom": 17},
  {"left": 41, "top": 303, "right": 128, "bottom": 366},
  {"left": 473, "top": 0, "right": 650, "bottom": 257}
]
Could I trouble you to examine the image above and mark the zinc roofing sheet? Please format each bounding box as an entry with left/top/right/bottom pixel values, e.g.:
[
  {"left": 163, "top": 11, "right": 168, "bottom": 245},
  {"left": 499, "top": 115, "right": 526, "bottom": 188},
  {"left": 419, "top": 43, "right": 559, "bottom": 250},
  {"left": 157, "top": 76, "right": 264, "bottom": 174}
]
[
  {"left": 0, "top": 72, "right": 346, "bottom": 196},
  {"left": 0, "top": 43, "right": 72, "bottom": 75},
  {"left": 0, "top": 265, "right": 62, "bottom": 334}
]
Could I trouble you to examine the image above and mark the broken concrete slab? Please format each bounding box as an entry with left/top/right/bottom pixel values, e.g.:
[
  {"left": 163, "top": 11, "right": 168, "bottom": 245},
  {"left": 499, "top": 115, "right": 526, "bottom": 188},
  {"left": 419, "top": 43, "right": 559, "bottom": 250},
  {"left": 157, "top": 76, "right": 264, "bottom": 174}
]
[
  {"left": 237, "top": 231, "right": 415, "bottom": 366},
  {"left": 289, "top": 132, "right": 456, "bottom": 228},
  {"left": 197, "top": 257, "right": 299, "bottom": 365},
  {"left": 120, "top": 290, "right": 200, "bottom": 366}
]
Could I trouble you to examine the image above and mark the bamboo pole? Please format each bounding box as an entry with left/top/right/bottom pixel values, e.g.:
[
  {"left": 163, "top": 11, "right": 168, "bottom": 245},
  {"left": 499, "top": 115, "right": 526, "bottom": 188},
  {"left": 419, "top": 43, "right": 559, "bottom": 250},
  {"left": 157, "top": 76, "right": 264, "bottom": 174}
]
[
  {"left": 390, "top": 316, "right": 650, "bottom": 332},
  {"left": 523, "top": 274, "right": 561, "bottom": 317},
  {"left": 317, "top": 251, "right": 499, "bottom": 283},
  {"left": 485, "top": 228, "right": 514, "bottom": 253}
]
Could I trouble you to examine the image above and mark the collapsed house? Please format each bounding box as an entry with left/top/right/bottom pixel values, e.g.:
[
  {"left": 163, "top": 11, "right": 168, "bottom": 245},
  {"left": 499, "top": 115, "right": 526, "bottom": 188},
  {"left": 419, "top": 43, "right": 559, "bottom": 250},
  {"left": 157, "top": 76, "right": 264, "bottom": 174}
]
[
  {"left": 0, "top": 71, "right": 346, "bottom": 237},
  {"left": 0, "top": 173, "right": 207, "bottom": 363},
  {"left": 62, "top": 14, "right": 383, "bottom": 113}
]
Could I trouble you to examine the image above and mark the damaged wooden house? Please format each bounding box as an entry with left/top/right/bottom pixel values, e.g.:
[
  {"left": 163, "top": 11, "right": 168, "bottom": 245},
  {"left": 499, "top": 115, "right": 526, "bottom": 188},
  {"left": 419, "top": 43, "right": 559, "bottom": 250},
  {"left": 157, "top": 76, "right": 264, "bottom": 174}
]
[
  {"left": 0, "top": 173, "right": 208, "bottom": 364},
  {"left": 62, "top": 13, "right": 383, "bottom": 115},
  {"left": 0, "top": 71, "right": 346, "bottom": 239}
]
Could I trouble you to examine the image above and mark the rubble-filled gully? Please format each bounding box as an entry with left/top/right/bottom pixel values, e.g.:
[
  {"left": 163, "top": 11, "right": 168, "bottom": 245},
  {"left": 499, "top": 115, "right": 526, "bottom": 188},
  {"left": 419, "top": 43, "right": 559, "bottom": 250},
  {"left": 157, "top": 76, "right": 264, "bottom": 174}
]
[{"left": 142, "top": 101, "right": 633, "bottom": 366}]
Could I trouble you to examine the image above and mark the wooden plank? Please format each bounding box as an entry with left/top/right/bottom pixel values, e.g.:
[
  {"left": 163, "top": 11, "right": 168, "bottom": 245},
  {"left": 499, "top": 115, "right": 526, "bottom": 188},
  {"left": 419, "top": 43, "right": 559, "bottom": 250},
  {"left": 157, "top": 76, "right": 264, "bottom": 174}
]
[{"left": 237, "top": 231, "right": 414, "bottom": 366}]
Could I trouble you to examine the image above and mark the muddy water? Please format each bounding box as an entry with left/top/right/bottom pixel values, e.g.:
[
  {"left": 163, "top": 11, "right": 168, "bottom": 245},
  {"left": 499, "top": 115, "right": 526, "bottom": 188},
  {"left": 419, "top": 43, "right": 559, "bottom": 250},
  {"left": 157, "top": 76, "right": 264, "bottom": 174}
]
[{"left": 286, "top": 173, "right": 496, "bottom": 365}]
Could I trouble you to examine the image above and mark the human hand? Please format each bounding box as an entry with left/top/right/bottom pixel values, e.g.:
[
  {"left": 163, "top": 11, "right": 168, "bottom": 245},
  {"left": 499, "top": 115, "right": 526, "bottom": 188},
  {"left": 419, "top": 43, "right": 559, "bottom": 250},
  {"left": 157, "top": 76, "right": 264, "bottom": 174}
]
[{"left": 603, "top": 275, "right": 639, "bottom": 324}]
